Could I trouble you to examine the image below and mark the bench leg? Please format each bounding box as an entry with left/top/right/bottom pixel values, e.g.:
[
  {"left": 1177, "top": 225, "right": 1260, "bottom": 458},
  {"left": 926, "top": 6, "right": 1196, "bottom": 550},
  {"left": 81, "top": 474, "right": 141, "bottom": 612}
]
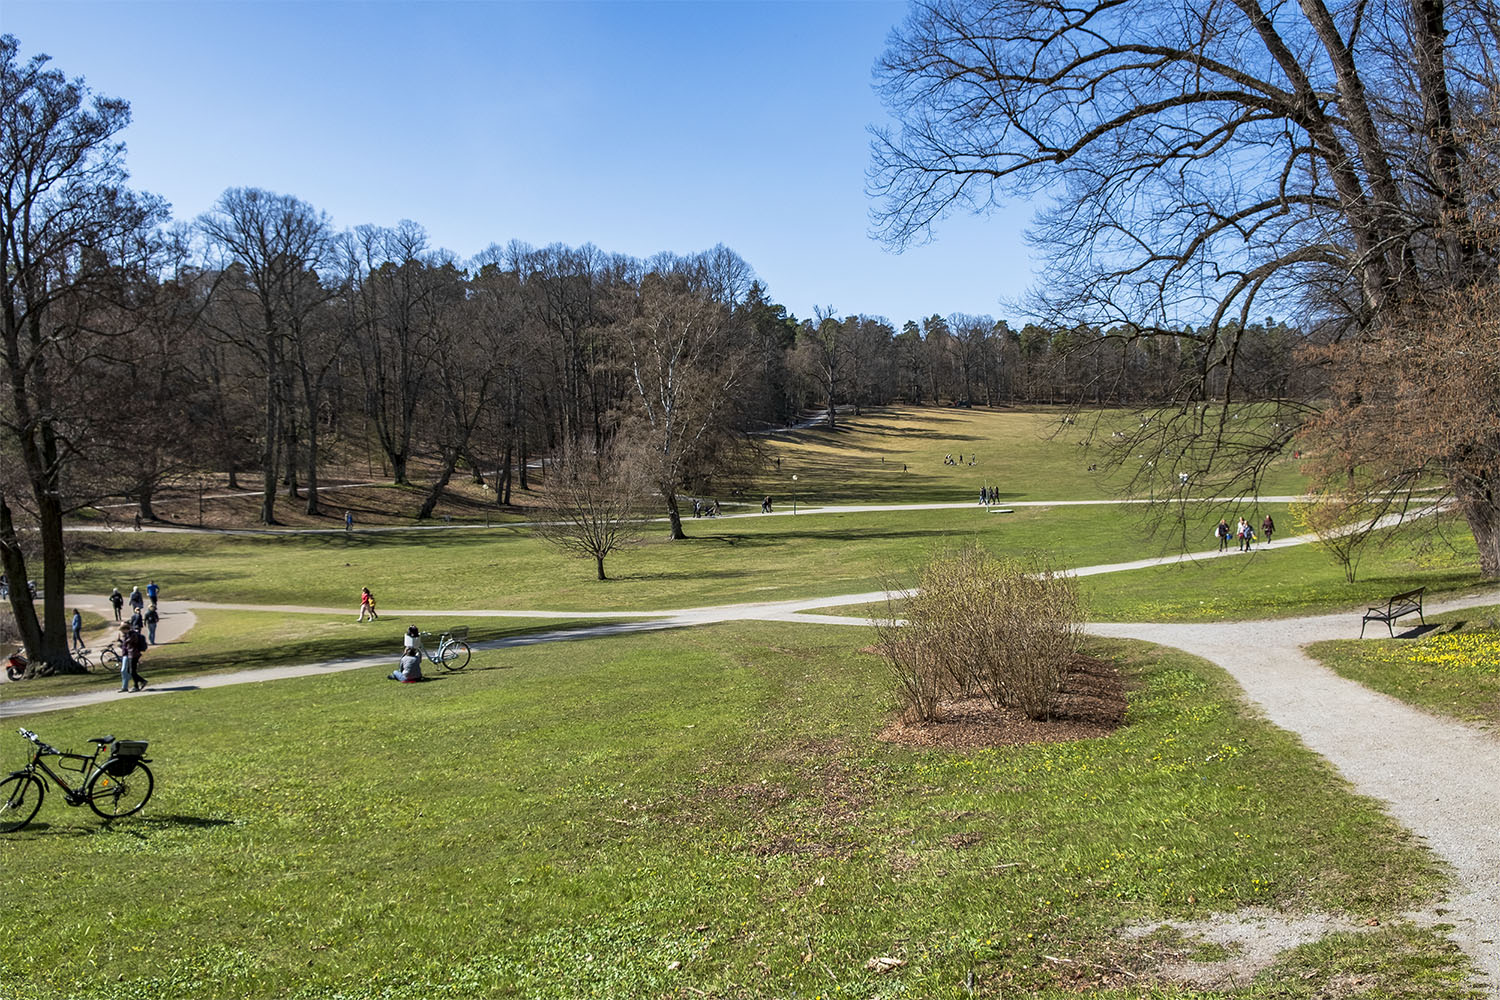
[
  {"left": 1388, "top": 620, "right": 1396, "bottom": 638},
  {"left": 1360, "top": 620, "right": 1367, "bottom": 639}
]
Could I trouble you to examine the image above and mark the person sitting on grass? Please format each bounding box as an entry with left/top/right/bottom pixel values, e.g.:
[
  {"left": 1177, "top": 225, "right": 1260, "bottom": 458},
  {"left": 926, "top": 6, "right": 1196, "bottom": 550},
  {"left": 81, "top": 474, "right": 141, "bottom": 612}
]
[{"left": 388, "top": 646, "right": 422, "bottom": 683}]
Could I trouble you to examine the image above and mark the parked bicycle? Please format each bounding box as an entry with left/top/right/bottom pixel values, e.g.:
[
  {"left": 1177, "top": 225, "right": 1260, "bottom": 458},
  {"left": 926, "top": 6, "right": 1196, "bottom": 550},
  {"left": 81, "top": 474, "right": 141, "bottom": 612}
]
[
  {"left": 0, "top": 729, "right": 153, "bottom": 832},
  {"left": 419, "top": 628, "right": 471, "bottom": 671},
  {"left": 68, "top": 642, "right": 121, "bottom": 674}
]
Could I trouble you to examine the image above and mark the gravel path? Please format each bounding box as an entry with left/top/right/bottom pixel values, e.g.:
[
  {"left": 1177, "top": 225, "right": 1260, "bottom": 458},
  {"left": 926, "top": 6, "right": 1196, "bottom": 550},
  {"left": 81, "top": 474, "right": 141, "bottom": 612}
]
[{"left": 1093, "top": 589, "right": 1500, "bottom": 996}]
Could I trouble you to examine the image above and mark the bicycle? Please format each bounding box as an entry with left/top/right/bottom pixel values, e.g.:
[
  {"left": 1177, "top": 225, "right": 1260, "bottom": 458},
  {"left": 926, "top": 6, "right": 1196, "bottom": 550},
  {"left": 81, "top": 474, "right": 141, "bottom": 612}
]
[
  {"left": 0, "top": 729, "right": 153, "bottom": 832},
  {"left": 69, "top": 641, "right": 121, "bottom": 675},
  {"left": 419, "top": 628, "right": 471, "bottom": 671}
]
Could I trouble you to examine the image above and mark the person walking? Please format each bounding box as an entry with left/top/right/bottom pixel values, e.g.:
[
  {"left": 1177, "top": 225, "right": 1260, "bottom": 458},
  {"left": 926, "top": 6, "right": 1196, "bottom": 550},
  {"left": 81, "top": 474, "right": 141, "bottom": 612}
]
[
  {"left": 118, "top": 625, "right": 148, "bottom": 692},
  {"left": 144, "top": 605, "right": 159, "bottom": 645},
  {"left": 1237, "top": 517, "right": 1253, "bottom": 552},
  {"left": 70, "top": 608, "right": 83, "bottom": 652},
  {"left": 1262, "top": 514, "right": 1275, "bottom": 545},
  {"left": 1215, "top": 519, "right": 1231, "bottom": 552},
  {"left": 146, "top": 580, "right": 160, "bottom": 608},
  {"left": 345, "top": 510, "right": 354, "bottom": 532},
  {"left": 109, "top": 587, "right": 124, "bottom": 622},
  {"left": 128, "top": 585, "right": 144, "bottom": 613},
  {"left": 358, "top": 587, "right": 374, "bottom": 622}
]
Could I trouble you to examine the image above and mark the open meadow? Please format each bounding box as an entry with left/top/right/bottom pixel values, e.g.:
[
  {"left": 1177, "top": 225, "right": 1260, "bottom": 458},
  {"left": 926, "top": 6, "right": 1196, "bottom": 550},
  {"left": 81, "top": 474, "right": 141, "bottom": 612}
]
[{"left": 4, "top": 406, "right": 1497, "bottom": 998}]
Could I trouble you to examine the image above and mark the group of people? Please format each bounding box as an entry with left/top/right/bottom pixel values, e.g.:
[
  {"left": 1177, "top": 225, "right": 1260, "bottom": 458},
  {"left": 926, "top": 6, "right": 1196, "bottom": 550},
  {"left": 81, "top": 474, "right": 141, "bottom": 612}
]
[
  {"left": 977, "top": 486, "right": 1005, "bottom": 505},
  {"left": 1216, "top": 515, "right": 1275, "bottom": 552},
  {"left": 943, "top": 453, "right": 977, "bottom": 466},
  {"left": 101, "top": 583, "right": 164, "bottom": 692},
  {"left": 690, "top": 499, "right": 721, "bottom": 518},
  {"left": 108, "top": 583, "right": 162, "bottom": 642}
]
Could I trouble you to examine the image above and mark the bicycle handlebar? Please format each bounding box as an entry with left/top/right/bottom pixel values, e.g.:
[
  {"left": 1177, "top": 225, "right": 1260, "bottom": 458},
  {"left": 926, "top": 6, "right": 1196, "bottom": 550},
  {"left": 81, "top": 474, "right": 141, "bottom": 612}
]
[{"left": 17, "top": 728, "right": 57, "bottom": 755}]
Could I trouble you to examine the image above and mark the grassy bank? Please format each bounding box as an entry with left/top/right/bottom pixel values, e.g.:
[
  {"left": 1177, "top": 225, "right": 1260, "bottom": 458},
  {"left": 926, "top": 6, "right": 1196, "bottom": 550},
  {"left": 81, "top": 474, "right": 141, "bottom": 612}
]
[
  {"left": 1, "top": 625, "right": 1472, "bottom": 999},
  {"left": 2, "top": 611, "right": 628, "bottom": 703},
  {"left": 1307, "top": 604, "right": 1500, "bottom": 726},
  {"left": 64, "top": 503, "right": 1297, "bottom": 615}
]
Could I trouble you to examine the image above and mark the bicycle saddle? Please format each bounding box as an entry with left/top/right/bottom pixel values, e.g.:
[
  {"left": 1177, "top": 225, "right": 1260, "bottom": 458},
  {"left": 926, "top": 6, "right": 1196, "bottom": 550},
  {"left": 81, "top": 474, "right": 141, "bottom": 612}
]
[{"left": 87, "top": 735, "right": 116, "bottom": 745}]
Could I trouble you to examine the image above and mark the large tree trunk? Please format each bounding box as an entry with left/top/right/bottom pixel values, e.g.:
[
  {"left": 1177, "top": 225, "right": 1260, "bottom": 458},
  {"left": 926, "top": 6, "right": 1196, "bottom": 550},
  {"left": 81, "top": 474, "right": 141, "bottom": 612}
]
[
  {"left": 417, "top": 450, "right": 459, "bottom": 521},
  {"left": 500, "top": 439, "right": 513, "bottom": 505},
  {"left": 596, "top": 553, "right": 607, "bottom": 581},
  {"left": 304, "top": 407, "right": 321, "bottom": 516},
  {"left": 663, "top": 487, "right": 686, "bottom": 540},
  {"left": 260, "top": 378, "right": 279, "bottom": 525},
  {"left": 1457, "top": 487, "right": 1500, "bottom": 578},
  {"left": 0, "top": 494, "right": 81, "bottom": 675}
]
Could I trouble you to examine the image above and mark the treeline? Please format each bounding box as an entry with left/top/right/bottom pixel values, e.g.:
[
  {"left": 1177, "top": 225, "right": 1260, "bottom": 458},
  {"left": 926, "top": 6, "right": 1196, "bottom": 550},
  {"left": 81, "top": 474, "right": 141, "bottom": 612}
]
[
  {"left": 12, "top": 183, "right": 1322, "bottom": 531},
  {"left": 94, "top": 194, "right": 1322, "bottom": 530}
]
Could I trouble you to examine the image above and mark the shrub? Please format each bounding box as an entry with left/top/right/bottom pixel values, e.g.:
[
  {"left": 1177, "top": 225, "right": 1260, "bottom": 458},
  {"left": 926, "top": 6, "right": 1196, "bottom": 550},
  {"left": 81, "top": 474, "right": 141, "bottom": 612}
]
[{"left": 877, "top": 545, "right": 1084, "bottom": 721}]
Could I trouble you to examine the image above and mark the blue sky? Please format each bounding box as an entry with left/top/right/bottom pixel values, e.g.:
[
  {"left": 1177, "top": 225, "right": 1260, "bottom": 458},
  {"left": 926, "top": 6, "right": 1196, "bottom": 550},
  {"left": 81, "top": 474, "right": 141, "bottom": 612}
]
[{"left": 4, "top": 1, "right": 1038, "bottom": 327}]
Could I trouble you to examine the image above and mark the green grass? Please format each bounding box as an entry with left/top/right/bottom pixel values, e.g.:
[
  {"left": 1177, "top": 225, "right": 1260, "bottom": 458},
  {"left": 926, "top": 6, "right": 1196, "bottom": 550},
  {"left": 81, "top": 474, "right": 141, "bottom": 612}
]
[
  {"left": 0, "top": 625, "right": 1473, "bottom": 999},
  {"left": 1083, "top": 522, "right": 1488, "bottom": 621},
  {"left": 753, "top": 406, "right": 1311, "bottom": 505},
  {"left": 801, "top": 522, "right": 1490, "bottom": 624},
  {"left": 63, "top": 503, "right": 1298, "bottom": 615},
  {"left": 3, "top": 611, "right": 630, "bottom": 703},
  {"left": 1306, "top": 604, "right": 1500, "bottom": 726}
]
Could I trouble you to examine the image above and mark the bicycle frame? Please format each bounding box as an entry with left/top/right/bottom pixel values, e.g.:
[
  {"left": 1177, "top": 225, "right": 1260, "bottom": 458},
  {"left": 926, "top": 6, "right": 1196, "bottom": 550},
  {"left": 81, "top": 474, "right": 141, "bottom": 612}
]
[{"left": 16, "top": 745, "right": 103, "bottom": 805}]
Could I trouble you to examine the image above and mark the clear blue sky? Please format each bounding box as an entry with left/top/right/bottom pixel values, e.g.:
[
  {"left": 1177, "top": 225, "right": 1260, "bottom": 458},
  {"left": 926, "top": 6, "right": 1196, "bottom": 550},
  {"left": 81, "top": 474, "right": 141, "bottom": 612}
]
[{"left": 4, "top": 1, "right": 1038, "bottom": 328}]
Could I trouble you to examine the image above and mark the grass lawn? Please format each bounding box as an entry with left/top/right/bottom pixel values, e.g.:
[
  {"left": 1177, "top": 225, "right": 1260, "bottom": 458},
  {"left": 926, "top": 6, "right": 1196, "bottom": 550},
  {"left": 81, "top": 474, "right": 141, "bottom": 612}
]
[
  {"left": 753, "top": 406, "right": 1311, "bottom": 505},
  {"left": 799, "top": 520, "right": 1490, "bottom": 623},
  {"left": 2, "top": 611, "right": 625, "bottom": 704},
  {"left": 1306, "top": 604, "right": 1500, "bottom": 726},
  {"left": 63, "top": 503, "right": 1301, "bottom": 616},
  {"left": 1083, "top": 521, "right": 1488, "bottom": 621},
  {"left": 1, "top": 625, "right": 1475, "bottom": 999}
]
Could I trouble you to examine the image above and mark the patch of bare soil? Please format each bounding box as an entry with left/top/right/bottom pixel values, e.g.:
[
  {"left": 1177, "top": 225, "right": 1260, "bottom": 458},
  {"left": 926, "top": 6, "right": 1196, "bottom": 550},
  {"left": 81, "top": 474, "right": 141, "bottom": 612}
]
[
  {"left": 877, "top": 654, "right": 1127, "bottom": 750},
  {"left": 1106, "top": 909, "right": 1376, "bottom": 991}
]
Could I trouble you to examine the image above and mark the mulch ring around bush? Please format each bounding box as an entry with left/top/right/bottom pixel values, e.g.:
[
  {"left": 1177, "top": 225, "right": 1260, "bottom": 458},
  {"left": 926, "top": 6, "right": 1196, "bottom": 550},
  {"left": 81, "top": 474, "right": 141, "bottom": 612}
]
[{"left": 878, "top": 654, "right": 1127, "bottom": 750}]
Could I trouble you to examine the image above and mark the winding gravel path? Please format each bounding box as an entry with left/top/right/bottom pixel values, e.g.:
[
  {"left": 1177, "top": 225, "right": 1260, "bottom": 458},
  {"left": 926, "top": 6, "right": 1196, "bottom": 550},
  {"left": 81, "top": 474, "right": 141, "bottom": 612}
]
[{"left": 1092, "top": 590, "right": 1500, "bottom": 995}]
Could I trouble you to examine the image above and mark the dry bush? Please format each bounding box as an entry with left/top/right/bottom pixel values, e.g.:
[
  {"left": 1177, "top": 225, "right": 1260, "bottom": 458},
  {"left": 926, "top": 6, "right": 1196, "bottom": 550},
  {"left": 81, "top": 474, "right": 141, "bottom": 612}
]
[{"left": 876, "top": 546, "right": 1085, "bottom": 721}]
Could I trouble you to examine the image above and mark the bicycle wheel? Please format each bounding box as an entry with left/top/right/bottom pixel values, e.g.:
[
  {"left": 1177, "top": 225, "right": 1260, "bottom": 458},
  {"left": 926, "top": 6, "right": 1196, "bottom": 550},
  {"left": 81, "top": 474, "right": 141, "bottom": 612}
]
[
  {"left": 438, "top": 640, "right": 470, "bottom": 671},
  {"left": 74, "top": 649, "right": 94, "bottom": 672},
  {"left": 100, "top": 648, "right": 120, "bottom": 670},
  {"left": 86, "top": 762, "right": 153, "bottom": 820},
  {"left": 0, "top": 773, "right": 45, "bottom": 833}
]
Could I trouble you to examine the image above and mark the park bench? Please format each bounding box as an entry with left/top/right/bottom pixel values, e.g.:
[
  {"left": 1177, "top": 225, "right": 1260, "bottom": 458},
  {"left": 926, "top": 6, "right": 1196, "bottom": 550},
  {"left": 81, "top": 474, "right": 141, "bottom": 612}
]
[{"left": 1360, "top": 587, "right": 1426, "bottom": 638}]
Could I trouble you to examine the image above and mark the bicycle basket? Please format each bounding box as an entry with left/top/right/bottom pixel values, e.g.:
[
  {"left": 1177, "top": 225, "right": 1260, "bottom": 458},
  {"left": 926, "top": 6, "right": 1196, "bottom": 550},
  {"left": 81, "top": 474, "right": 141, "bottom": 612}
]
[
  {"left": 104, "top": 740, "right": 150, "bottom": 776},
  {"left": 446, "top": 627, "right": 469, "bottom": 641}
]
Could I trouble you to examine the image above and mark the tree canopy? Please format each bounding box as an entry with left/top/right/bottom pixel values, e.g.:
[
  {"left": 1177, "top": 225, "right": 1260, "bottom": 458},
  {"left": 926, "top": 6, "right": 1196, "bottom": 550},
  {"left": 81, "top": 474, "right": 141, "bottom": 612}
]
[{"left": 872, "top": 0, "right": 1500, "bottom": 572}]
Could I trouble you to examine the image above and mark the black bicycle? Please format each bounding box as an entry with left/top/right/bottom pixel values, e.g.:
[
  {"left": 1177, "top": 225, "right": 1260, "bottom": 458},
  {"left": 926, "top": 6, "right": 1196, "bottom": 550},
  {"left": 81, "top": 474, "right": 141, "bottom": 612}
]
[{"left": 0, "top": 728, "right": 153, "bottom": 832}]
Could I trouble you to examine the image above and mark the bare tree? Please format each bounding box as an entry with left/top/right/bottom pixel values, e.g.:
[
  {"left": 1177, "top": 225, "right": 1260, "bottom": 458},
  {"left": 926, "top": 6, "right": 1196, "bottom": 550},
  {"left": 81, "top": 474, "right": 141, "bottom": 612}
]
[
  {"left": 199, "top": 187, "right": 332, "bottom": 524},
  {"left": 790, "top": 307, "right": 845, "bottom": 427},
  {"left": 616, "top": 272, "right": 752, "bottom": 539},
  {"left": 872, "top": 0, "right": 1500, "bottom": 570},
  {"left": 534, "top": 443, "right": 646, "bottom": 580},
  {"left": 1, "top": 36, "right": 167, "bottom": 671}
]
